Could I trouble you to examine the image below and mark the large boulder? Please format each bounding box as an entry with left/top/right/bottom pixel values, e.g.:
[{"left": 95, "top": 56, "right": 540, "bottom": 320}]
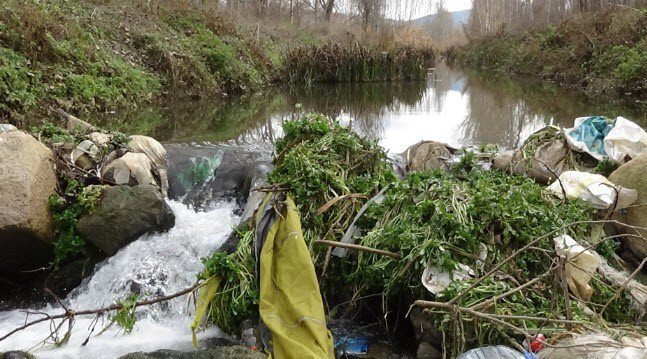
[
  {"left": 77, "top": 185, "right": 175, "bottom": 256},
  {"left": 0, "top": 131, "right": 57, "bottom": 274},
  {"left": 401, "top": 141, "right": 454, "bottom": 172},
  {"left": 609, "top": 153, "right": 647, "bottom": 264}
]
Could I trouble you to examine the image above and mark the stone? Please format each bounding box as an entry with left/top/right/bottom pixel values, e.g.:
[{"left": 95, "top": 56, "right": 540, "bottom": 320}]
[
  {"left": 0, "top": 131, "right": 57, "bottom": 274},
  {"left": 88, "top": 132, "right": 112, "bottom": 147},
  {"left": 417, "top": 342, "right": 442, "bottom": 359},
  {"left": 609, "top": 153, "right": 647, "bottom": 265},
  {"left": 102, "top": 152, "right": 159, "bottom": 188},
  {"left": 2, "top": 351, "right": 36, "bottom": 359},
  {"left": 401, "top": 141, "right": 453, "bottom": 172},
  {"left": 0, "top": 124, "right": 17, "bottom": 134},
  {"left": 493, "top": 150, "right": 514, "bottom": 170},
  {"left": 408, "top": 306, "right": 442, "bottom": 345},
  {"left": 118, "top": 346, "right": 265, "bottom": 359},
  {"left": 77, "top": 185, "right": 175, "bottom": 256}
]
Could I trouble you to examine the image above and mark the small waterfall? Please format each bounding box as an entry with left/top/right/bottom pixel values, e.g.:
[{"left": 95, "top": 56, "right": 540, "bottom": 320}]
[{"left": 0, "top": 200, "right": 239, "bottom": 359}]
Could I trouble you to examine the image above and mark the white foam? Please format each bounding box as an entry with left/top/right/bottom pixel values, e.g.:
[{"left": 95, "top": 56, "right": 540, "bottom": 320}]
[{"left": 0, "top": 200, "right": 238, "bottom": 358}]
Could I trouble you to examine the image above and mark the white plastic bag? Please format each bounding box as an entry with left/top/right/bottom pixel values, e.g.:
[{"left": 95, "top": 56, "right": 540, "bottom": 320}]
[
  {"left": 554, "top": 235, "right": 600, "bottom": 300},
  {"left": 604, "top": 116, "right": 647, "bottom": 163},
  {"left": 547, "top": 171, "right": 638, "bottom": 209},
  {"left": 422, "top": 261, "right": 474, "bottom": 295}
]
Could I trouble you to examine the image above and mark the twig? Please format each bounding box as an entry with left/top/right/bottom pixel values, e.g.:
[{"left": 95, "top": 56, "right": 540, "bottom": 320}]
[
  {"left": 447, "top": 219, "right": 647, "bottom": 306},
  {"left": 314, "top": 240, "right": 401, "bottom": 259},
  {"left": 599, "top": 255, "right": 647, "bottom": 318},
  {"left": 470, "top": 272, "right": 551, "bottom": 310},
  {"left": 0, "top": 283, "right": 200, "bottom": 342}
]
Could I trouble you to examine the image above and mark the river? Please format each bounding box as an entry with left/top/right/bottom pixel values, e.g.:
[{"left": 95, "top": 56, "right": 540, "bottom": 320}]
[{"left": 100, "top": 63, "right": 646, "bottom": 153}]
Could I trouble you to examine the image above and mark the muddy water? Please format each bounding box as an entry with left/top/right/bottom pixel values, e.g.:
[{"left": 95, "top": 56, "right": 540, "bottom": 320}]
[{"left": 99, "top": 63, "right": 646, "bottom": 152}]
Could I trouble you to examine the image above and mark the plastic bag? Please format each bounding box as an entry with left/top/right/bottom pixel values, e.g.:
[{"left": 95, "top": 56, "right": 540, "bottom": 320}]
[
  {"left": 457, "top": 346, "right": 528, "bottom": 359},
  {"left": 605, "top": 116, "right": 647, "bottom": 163},
  {"left": 564, "top": 116, "right": 613, "bottom": 160},
  {"left": 554, "top": 235, "right": 600, "bottom": 300},
  {"left": 547, "top": 171, "right": 638, "bottom": 209},
  {"left": 564, "top": 116, "right": 647, "bottom": 163}
]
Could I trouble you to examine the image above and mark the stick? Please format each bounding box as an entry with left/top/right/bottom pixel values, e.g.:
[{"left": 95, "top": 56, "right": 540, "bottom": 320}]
[
  {"left": 0, "top": 283, "right": 200, "bottom": 342},
  {"left": 599, "top": 255, "right": 647, "bottom": 318},
  {"left": 314, "top": 240, "right": 401, "bottom": 259}
]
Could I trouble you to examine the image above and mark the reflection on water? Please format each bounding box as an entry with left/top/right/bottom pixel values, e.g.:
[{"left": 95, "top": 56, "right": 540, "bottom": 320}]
[{"left": 98, "top": 64, "right": 645, "bottom": 153}]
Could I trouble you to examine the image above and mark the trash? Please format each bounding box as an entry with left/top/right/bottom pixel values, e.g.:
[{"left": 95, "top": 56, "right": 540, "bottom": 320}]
[
  {"left": 563, "top": 116, "right": 613, "bottom": 160},
  {"left": 334, "top": 336, "right": 368, "bottom": 355},
  {"left": 538, "top": 333, "right": 647, "bottom": 359},
  {"left": 523, "top": 334, "right": 545, "bottom": 353},
  {"left": 547, "top": 171, "right": 638, "bottom": 209},
  {"left": 554, "top": 234, "right": 600, "bottom": 300},
  {"left": 422, "top": 261, "right": 474, "bottom": 295},
  {"left": 457, "top": 345, "right": 527, "bottom": 359},
  {"left": 510, "top": 126, "right": 571, "bottom": 184},
  {"left": 564, "top": 116, "right": 647, "bottom": 163}
]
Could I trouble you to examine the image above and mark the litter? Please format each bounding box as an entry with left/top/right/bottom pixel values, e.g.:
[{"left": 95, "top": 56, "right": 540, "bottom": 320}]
[
  {"left": 554, "top": 235, "right": 600, "bottom": 300},
  {"left": 564, "top": 116, "right": 647, "bottom": 163},
  {"left": 422, "top": 261, "right": 474, "bottom": 295},
  {"left": 547, "top": 171, "right": 638, "bottom": 209},
  {"left": 457, "top": 345, "right": 530, "bottom": 359},
  {"left": 334, "top": 336, "right": 368, "bottom": 355}
]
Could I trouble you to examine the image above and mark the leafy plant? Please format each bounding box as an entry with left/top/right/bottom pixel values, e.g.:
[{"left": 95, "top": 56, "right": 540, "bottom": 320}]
[
  {"left": 110, "top": 293, "right": 140, "bottom": 334},
  {"left": 49, "top": 179, "right": 104, "bottom": 266},
  {"left": 198, "top": 227, "right": 258, "bottom": 333}
]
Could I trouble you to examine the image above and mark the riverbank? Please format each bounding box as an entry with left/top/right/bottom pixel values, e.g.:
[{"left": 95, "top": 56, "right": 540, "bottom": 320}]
[
  {"left": 0, "top": 0, "right": 435, "bottom": 128},
  {"left": 446, "top": 8, "right": 647, "bottom": 101}
]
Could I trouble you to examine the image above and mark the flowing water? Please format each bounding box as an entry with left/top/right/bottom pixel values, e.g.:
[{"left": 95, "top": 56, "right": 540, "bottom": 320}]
[
  {"left": 0, "top": 201, "right": 238, "bottom": 358},
  {"left": 2, "top": 64, "right": 645, "bottom": 357}
]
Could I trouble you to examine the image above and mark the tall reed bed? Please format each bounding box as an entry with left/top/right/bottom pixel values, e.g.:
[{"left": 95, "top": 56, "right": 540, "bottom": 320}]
[{"left": 285, "top": 44, "right": 435, "bottom": 85}]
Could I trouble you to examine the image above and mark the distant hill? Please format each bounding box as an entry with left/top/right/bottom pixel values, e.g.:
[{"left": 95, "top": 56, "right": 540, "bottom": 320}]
[{"left": 411, "top": 9, "right": 471, "bottom": 28}]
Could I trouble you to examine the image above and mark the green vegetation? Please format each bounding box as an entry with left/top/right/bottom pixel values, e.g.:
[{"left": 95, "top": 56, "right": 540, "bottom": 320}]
[
  {"left": 286, "top": 44, "right": 435, "bottom": 85},
  {"left": 194, "top": 115, "right": 643, "bottom": 354},
  {"left": 198, "top": 228, "right": 258, "bottom": 333},
  {"left": 110, "top": 293, "right": 140, "bottom": 334},
  {"left": 48, "top": 180, "right": 103, "bottom": 266},
  {"left": 450, "top": 9, "right": 647, "bottom": 99}
]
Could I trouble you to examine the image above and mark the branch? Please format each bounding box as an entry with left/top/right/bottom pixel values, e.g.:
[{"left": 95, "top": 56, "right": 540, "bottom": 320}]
[
  {"left": 314, "top": 239, "right": 402, "bottom": 259},
  {"left": 0, "top": 283, "right": 200, "bottom": 342}
]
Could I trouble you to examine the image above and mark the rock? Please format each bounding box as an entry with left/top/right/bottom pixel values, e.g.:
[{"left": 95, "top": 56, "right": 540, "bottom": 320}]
[
  {"left": 0, "top": 124, "right": 17, "bottom": 133},
  {"left": 0, "top": 131, "right": 57, "bottom": 274},
  {"left": 510, "top": 137, "right": 569, "bottom": 184},
  {"left": 71, "top": 139, "right": 100, "bottom": 170},
  {"left": 128, "top": 135, "right": 169, "bottom": 197},
  {"left": 401, "top": 141, "right": 453, "bottom": 172},
  {"left": 88, "top": 132, "right": 112, "bottom": 147},
  {"left": 493, "top": 150, "right": 514, "bottom": 170},
  {"left": 118, "top": 346, "right": 265, "bottom": 359},
  {"left": 2, "top": 351, "right": 35, "bottom": 359},
  {"left": 77, "top": 185, "right": 175, "bottom": 256},
  {"left": 609, "top": 153, "right": 647, "bottom": 264},
  {"left": 102, "top": 152, "right": 159, "bottom": 188},
  {"left": 44, "top": 257, "right": 96, "bottom": 298},
  {"left": 417, "top": 342, "right": 442, "bottom": 359},
  {"left": 408, "top": 306, "right": 441, "bottom": 345}
]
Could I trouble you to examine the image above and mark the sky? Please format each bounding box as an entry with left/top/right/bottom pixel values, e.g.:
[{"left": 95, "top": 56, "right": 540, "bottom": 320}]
[
  {"left": 390, "top": 0, "right": 472, "bottom": 21},
  {"left": 442, "top": 0, "right": 473, "bottom": 13}
]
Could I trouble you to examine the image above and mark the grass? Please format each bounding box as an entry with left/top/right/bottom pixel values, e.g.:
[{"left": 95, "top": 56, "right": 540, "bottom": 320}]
[{"left": 449, "top": 8, "right": 647, "bottom": 99}]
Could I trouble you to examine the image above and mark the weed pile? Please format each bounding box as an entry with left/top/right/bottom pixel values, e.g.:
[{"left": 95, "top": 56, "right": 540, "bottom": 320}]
[
  {"left": 196, "top": 115, "right": 644, "bottom": 353},
  {"left": 285, "top": 44, "right": 435, "bottom": 85}
]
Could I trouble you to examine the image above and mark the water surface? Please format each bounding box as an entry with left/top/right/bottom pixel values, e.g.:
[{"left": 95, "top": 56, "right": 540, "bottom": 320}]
[{"left": 99, "top": 64, "right": 646, "bottom": 153}]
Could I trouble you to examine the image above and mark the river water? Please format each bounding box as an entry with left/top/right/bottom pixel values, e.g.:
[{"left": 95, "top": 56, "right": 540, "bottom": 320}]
[{"left": 102, "top": 63, "right": 645, "bottom": 153}]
